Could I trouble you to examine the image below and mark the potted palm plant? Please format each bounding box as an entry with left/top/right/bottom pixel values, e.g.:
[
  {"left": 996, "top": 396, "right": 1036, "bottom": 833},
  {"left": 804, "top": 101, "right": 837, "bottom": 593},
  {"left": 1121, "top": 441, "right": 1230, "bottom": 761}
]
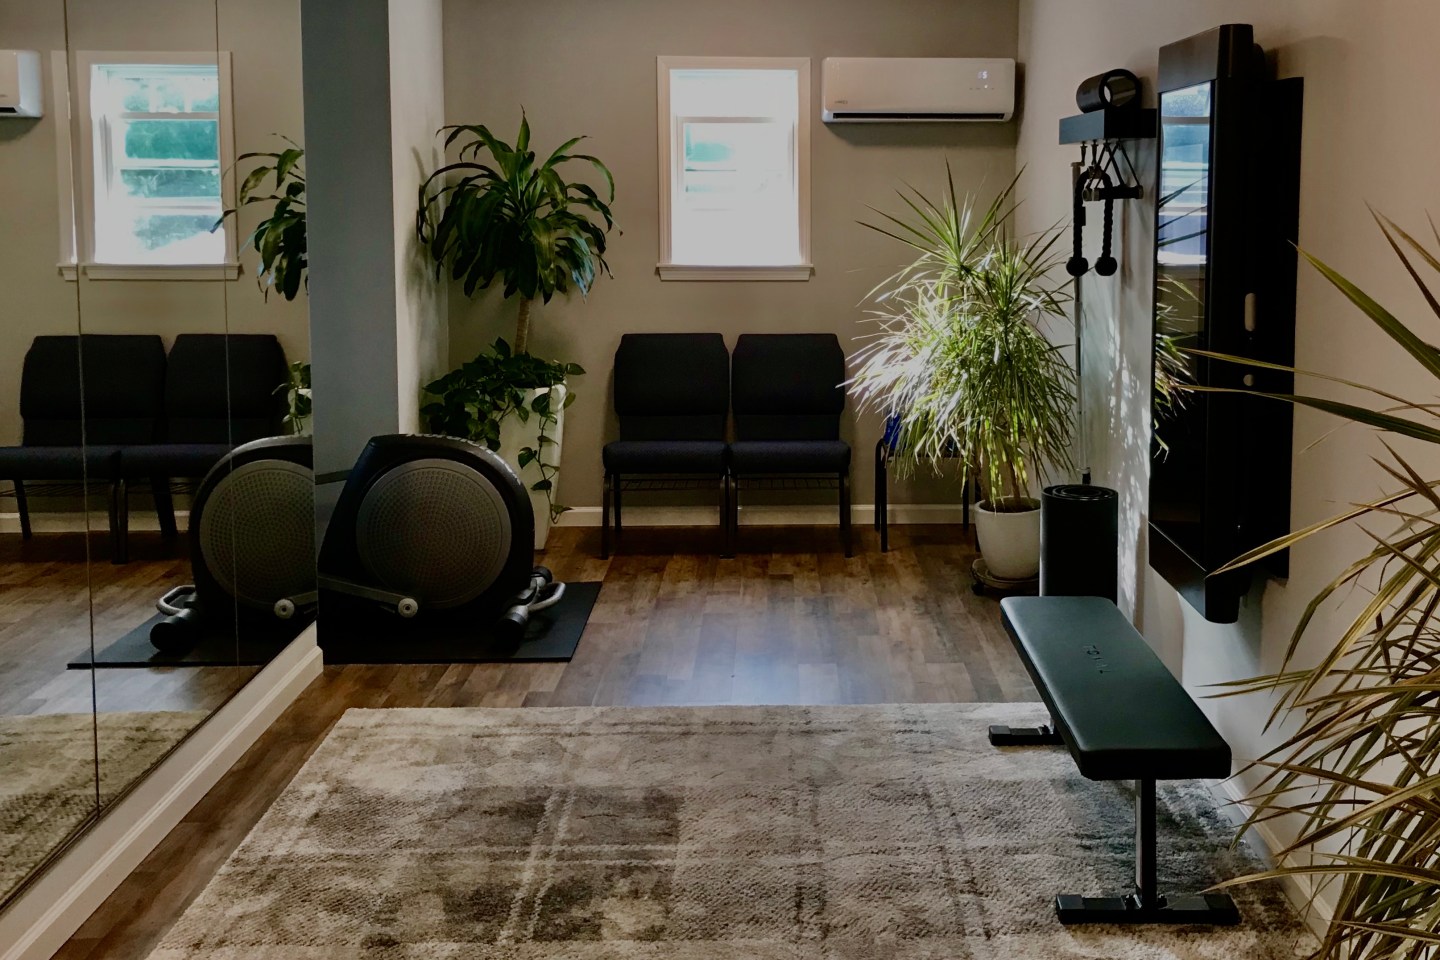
[
  {"left": 1200, "top": 212, "right": 1440, "bottom": 959},
  {"left": 417, "top": 114, "right": 615, "bottom": 547},
  {"left": 850, "top": 170, "right": 1075, "bottom": 581}
]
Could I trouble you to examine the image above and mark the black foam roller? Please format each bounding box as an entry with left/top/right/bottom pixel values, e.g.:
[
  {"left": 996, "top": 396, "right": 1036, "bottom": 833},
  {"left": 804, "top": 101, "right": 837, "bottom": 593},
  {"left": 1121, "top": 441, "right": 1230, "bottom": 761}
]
[{"left": 1040, "top": 485, "right": 1119, "bottom": 602}]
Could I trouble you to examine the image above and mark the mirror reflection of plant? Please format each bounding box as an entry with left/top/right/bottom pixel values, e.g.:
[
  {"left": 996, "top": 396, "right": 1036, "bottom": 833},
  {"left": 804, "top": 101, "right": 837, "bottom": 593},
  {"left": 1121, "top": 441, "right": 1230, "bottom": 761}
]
[
  {"left": 421, "top": 338, "right": 582, "bottom": 522},
  {"left": 1200, "top": 213, "right": 1440, "bottom": 960},
  {"left": 213, "top": 137, "right": 306, "bottom": 301},
  {"left": 1153, "top": 277, "right": 1198, "bottom": 455},
  {"left": 848, "top": 168, "right": 1076, "bottom": 504},
  {"left": 274, "top": 360, "right": 311, "bottom": 436}
]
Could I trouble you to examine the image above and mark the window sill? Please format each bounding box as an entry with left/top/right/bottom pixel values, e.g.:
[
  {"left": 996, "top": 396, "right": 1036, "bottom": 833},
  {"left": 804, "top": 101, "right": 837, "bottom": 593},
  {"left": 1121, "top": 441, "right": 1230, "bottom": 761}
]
[
  {"left": 657, "top": 263, "right": 813, "bottom": 282},
  {"left": 59, "top": 262, "right": 242, "bottom": 282}
]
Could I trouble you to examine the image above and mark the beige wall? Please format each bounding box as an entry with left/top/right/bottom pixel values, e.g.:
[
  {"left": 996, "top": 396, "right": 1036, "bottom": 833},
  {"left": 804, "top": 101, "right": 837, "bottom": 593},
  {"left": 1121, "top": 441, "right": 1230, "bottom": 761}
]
[
  {"left": 442, "top": 0, "right": 1021, "bottom": 509},
  {"left": 1014, "top": 0, "right": 1440, "bottom": 853},
  {"left": 0, "top": 0, "right": 307, "bottom": 449}
]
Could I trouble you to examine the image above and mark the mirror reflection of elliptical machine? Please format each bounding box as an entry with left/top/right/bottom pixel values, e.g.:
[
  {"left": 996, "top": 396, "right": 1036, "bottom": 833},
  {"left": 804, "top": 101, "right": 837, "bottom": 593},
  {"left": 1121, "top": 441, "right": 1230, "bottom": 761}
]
[
  {"left": 150, "top": 435, "right": 319, "bottom": 653},
  {"left": 317, "top": 434, "right": 566, "bottom": 650}
]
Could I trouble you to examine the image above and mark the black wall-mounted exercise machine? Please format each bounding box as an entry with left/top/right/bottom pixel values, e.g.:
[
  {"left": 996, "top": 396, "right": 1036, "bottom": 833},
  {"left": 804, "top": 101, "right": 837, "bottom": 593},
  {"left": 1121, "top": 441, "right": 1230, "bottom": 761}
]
[{"left": 1148, "top": 24, "right": 1303, "bottom": 624}]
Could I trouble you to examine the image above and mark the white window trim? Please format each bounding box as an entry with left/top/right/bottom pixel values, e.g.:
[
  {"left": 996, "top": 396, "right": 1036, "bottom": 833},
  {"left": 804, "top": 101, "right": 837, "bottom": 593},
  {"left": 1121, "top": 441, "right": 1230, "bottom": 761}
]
[
  {"left": 656, "top": 55, "right": 813, "bottom": 282},
  {"left": 54, "top": 50, "right": 240, "bottom": 282}
]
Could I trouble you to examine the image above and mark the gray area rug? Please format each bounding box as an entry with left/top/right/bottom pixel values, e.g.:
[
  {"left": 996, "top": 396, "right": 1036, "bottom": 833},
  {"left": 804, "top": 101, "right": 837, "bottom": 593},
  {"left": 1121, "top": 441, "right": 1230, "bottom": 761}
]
[
  {"left": 1, "top": 710, "right": 205, "bottom": 898},
  {"left": 150, "top": 704, "right": 1314, "bottom": 959}
]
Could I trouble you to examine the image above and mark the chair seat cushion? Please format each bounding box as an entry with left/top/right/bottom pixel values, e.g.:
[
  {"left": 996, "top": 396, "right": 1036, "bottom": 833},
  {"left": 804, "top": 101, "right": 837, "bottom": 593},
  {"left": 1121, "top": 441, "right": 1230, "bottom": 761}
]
[
  {"left": 603, "top": 440, "right": 727, "bottom": 475},
  {"left": 0, "top": 445, "right": 123, "bottom": 479},
  {"left": 120, "top": 443, "right": 234, "bottom": 478},
  {"left": 730, "top": 439, "right": 851, "bottom": 475}
]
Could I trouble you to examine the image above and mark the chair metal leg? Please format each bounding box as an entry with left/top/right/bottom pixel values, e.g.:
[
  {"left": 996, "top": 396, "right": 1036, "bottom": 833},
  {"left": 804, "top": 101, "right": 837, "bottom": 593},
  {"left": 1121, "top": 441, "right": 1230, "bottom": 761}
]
[
  {"left": 869, "top": 440, "right": 881, "bottom": 546},
  {"left": 13, "top": 480, "right": 32, "bottom": 539},
  {"left": 840, "top": 470, "right": 853, "bottom": 558},
  {"left": 601, "top": 472, "right": 613, "bottom": 559},
  {"left": 110, "top": 478, "right": 128, "bottom": 564},
  {"left": 719, "top": 472, "right": 733, "bottom": 558},
  {"left": 613, "top": 472, "right": 623, "bottom": 534},
  {"left": 729, "top": 473, "right": 741, "bottom": 553},
  {"left": 152, "top": 477, "right": 178, "bottom": 538}
]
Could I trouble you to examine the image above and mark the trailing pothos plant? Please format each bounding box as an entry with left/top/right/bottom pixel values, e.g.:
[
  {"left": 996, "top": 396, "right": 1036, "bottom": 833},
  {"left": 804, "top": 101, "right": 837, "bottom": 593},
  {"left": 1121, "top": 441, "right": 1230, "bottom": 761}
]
[
  {"left": 214, "top": 137, "right": 307, "bottom": 301},
  {"left": 421, "top": 338, "right": 583, "bottom": 522},
  {"left": 275, "top": 360, "right": 311, "bottom": 436},
  {"left": 1198, "top": 212, "right": 1440, "bottom": 960}
]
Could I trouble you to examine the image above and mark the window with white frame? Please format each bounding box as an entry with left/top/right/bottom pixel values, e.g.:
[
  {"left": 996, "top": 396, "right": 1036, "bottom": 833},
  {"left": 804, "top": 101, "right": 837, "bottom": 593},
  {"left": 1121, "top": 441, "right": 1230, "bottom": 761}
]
[
  {"left": 657, "top": 57, "right": 811, "bottom": 280},
  {"left": 63, "top": 52, "right": 236, "bottom": 277}
]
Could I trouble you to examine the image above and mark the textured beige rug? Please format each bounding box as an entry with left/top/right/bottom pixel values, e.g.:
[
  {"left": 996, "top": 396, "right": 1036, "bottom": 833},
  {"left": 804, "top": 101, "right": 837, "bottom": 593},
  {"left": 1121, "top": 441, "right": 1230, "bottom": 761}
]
[
  {"left": 1, "top": 710, "right": 205, "bottom": 898},
  {"left": 150, "top": 704, "right": 1313, "bottom": 959}
]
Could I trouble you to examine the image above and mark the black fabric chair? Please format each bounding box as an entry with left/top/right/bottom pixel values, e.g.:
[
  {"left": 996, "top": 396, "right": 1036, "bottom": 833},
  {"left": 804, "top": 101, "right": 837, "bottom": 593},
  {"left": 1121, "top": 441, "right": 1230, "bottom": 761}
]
[
  {"left": 120, "top": 333, "right": 288, "bottom": 550},
  {"left": 601, "top": 333, "right": 730, "bottom": 557},
  {"left": 0, "top": 335, "right": 166, "bottom": 559},
  {"left": 729, "top": 333, "right": 852, "bottom": 556}
]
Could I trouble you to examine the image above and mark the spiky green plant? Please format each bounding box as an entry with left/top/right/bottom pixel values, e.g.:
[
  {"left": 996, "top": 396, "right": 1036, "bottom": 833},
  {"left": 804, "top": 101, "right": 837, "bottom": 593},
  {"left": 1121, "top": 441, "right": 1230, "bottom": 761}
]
[
  {"left": 1201, "top": 212, "right": 1440, "bottom": 960},
  {"left": 416, "top": 113, "right": 615, "bottom": 355},
  {"left": 848, "top": 170, "right": 1075, "bottom": 503},
  {"left": 213, "top": 137, "right": 306, "bottom": 301}
]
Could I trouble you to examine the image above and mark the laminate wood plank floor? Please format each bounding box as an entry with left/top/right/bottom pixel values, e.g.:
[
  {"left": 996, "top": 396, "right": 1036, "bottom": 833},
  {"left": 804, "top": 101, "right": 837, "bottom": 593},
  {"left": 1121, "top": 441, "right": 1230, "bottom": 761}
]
[{"left": 50, "top": 524, "right": 1035, "bottom": 960}]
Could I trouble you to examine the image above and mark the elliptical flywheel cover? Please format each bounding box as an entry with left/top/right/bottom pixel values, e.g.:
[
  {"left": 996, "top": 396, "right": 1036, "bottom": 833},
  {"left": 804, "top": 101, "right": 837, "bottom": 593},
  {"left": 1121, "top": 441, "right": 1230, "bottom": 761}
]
[{"left": 354, "top": 458, "right": 513, "bottom": 609}]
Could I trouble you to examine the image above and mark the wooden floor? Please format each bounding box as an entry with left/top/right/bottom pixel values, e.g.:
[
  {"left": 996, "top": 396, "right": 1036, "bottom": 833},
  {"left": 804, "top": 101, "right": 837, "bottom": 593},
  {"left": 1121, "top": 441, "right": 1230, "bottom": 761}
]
[{"left": 52, "top": 524, "right": 1036, "bottom": 960}]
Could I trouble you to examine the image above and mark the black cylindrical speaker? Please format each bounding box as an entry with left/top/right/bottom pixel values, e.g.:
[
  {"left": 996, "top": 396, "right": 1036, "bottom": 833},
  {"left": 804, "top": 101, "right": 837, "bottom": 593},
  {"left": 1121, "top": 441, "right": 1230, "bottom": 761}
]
[
  {"left": 1040, "top": 485, "right": 1119, "bottom": 602},
  {"left": 1075, "top": 69, "right": 1141, "bottom": 113}
]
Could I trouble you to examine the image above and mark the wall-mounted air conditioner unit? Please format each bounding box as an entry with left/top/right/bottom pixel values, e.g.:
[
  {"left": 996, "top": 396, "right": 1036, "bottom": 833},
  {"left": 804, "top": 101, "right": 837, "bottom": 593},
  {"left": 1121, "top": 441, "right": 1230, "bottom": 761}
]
[
  {"left": 0, "top": 50, "right": 42, "bottom": 118},
  {"left": 822, "top": 57, "right": 1015, "bottom": 123}
]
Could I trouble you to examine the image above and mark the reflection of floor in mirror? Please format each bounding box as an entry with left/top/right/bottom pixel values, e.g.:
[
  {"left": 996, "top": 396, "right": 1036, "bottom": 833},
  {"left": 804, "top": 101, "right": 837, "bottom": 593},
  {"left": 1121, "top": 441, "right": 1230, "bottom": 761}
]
[
  {"left": 0, "top": 531, "right": 260, "bottom": 718},
  {"left": 0, "top": 710, "right": 205, "bottom": 900}
]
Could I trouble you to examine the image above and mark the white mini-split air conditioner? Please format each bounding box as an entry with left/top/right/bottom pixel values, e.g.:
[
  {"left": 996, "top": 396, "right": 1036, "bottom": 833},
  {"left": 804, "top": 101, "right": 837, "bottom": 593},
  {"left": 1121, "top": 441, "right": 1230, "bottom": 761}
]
[
  {"left": 0, "top": 50, "right": 42, "bottom": 118},
  {"left": 822, "top": 57, "right": 1015, "bottom": 123}
]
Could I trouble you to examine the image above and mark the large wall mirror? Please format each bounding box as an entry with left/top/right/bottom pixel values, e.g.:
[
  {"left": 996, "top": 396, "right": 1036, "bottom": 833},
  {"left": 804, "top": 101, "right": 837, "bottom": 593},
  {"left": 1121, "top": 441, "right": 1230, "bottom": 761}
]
[{"left": 0, "top": 0, "right": 310, "bottom": 906}]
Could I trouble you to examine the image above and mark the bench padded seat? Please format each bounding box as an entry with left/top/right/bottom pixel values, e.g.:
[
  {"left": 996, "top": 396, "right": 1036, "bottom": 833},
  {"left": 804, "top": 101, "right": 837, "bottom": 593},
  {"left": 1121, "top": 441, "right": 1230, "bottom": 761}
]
[{"left": 1000, "top": 596, "right": 1231, "bottom": 781}]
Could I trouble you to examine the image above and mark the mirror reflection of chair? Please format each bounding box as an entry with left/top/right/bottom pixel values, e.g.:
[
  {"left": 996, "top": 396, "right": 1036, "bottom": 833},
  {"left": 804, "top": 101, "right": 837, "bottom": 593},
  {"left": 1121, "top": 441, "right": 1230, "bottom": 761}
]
[
  {"left": 729, "top": 333, "right": 852, "bottom": 557},
  {"left": 0, "top": 335, "right": 166, "bottom": 562},
  {"left": 118, "top": 334, "right": 288, "bottom": 560},
  {"left": 601, "top": 333, "right": 732, "bottom": 558}
]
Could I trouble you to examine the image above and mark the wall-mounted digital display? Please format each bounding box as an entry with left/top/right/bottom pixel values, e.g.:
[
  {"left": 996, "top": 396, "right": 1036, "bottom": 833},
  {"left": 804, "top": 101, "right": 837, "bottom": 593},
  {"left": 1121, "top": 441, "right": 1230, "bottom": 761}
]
[{"left": 1148, "top": 24, "right": 1303, "bottom": 624}]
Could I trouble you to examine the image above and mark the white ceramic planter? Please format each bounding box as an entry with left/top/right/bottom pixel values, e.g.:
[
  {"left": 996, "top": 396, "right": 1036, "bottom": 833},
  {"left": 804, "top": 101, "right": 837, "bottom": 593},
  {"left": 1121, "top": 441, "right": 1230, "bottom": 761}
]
[
  {"left": 974, "top": 496, "right": 1042, "bottom": 581},
  {"left": 497, "top": 383, "right": 566, "bottom": 551}
]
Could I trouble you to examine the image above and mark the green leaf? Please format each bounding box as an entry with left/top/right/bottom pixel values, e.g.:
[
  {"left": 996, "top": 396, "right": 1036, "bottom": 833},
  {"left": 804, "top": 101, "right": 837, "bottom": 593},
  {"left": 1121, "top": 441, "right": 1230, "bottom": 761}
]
[{"left": 530, "top": 479, "right": 552, "bottom": 492}]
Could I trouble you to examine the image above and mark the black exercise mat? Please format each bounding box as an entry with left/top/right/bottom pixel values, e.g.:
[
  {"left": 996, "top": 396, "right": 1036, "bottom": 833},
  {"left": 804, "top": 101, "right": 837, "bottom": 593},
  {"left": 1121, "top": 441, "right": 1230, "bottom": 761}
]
[
  {"left": 71, "top": 613, "right": 314, "bottom": 669},
  {"left": 320, "top": 581, "right": 601, "bottom": 664}
]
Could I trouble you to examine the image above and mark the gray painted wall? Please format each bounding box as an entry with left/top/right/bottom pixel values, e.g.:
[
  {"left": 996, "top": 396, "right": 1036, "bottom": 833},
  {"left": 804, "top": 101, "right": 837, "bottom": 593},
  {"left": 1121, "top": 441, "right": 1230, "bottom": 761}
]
[{"left": 441, "top": 0, "right": 1021, "bottom": 509}]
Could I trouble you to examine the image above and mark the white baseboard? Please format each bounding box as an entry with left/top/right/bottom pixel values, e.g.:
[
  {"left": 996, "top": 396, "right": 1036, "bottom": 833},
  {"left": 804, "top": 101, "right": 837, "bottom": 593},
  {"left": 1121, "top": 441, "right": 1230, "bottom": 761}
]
[
  {"left": 1209, "top": 777, "right": 1334, "bottom": 942},
  {"left": 555, "top": 502, "right": 968, "bottom": 528},
  {"left": 0, "top": 627, "right": 322, "bottom": 960},
  {"left": 0, "top": 511, "right": 190, "bottom": 535}
]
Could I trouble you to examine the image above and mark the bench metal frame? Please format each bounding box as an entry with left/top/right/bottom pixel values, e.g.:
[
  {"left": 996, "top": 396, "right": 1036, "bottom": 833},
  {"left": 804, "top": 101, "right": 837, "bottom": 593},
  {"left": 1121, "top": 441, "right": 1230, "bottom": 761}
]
[{"left": 989, "top": 722, "right": 1240, "bottom": 926}]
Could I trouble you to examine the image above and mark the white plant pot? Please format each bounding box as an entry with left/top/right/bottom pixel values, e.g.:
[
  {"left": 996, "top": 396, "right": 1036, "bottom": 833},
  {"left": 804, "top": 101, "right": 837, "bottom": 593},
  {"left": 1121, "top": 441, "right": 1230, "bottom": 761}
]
[
  {"left": 974, "top": 496, "right": 1042, "bottom": 581},
  {"left": 497, "top": 383, "right": 566, "bottom": 551}
]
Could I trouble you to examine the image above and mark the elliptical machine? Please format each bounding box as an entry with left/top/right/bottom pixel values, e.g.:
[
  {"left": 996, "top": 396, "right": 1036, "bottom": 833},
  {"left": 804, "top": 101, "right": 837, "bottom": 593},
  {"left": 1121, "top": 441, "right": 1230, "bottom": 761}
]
[
  {"left": 317, "top": 434, "right": 565, "bottom": 646},
  {"left": 151, "top": 435, "right": 319, "bottom": 652}
]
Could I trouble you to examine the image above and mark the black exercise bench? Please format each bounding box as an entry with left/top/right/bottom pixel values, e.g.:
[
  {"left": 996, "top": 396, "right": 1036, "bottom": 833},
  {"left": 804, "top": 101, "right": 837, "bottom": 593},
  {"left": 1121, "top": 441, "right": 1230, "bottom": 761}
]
[{"left": 993, "top": 595, "right": 1240, "bottom": 926}]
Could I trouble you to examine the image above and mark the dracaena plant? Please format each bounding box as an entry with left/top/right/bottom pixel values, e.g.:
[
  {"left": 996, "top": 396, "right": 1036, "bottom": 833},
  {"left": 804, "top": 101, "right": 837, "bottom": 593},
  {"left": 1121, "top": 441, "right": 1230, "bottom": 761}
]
[
  {"left": 214, "top": 138, "right": 306, "bottom": 301},
  {"left": 1201, "top": 212, "right": 1440, "bottom": 960},
  {"left": 416, "top": 114, "right": 615, "bottom": 355},
  {"left": 847, "top": 168, "right": 1076, "bottom": 504}
]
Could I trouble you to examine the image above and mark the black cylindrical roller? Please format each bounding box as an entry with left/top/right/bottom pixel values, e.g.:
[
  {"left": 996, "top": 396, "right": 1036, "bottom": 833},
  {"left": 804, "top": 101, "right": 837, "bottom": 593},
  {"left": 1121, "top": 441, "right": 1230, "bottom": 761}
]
[
  {"left": 150, "top": 606, "right": 203, "bottom": 653},
  {"left": 1076, "top": 69, "right": 1141, "bottom": 113},
  {"left": 1040, "top": 485, "right": 1119, "bottom": 602}
]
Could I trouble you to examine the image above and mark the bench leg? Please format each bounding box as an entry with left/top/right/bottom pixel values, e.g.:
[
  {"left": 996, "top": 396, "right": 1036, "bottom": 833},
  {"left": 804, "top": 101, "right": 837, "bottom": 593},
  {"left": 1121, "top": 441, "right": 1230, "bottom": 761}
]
[
  {"left": 152, "top": 477, "right": 178, "bottom": 538},
  {"left": 1055, "top": 779, "right": 1241, "bottom": 926},
  {"left": 988, "top": 723, "right": 1063, "bottom": 746}
]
